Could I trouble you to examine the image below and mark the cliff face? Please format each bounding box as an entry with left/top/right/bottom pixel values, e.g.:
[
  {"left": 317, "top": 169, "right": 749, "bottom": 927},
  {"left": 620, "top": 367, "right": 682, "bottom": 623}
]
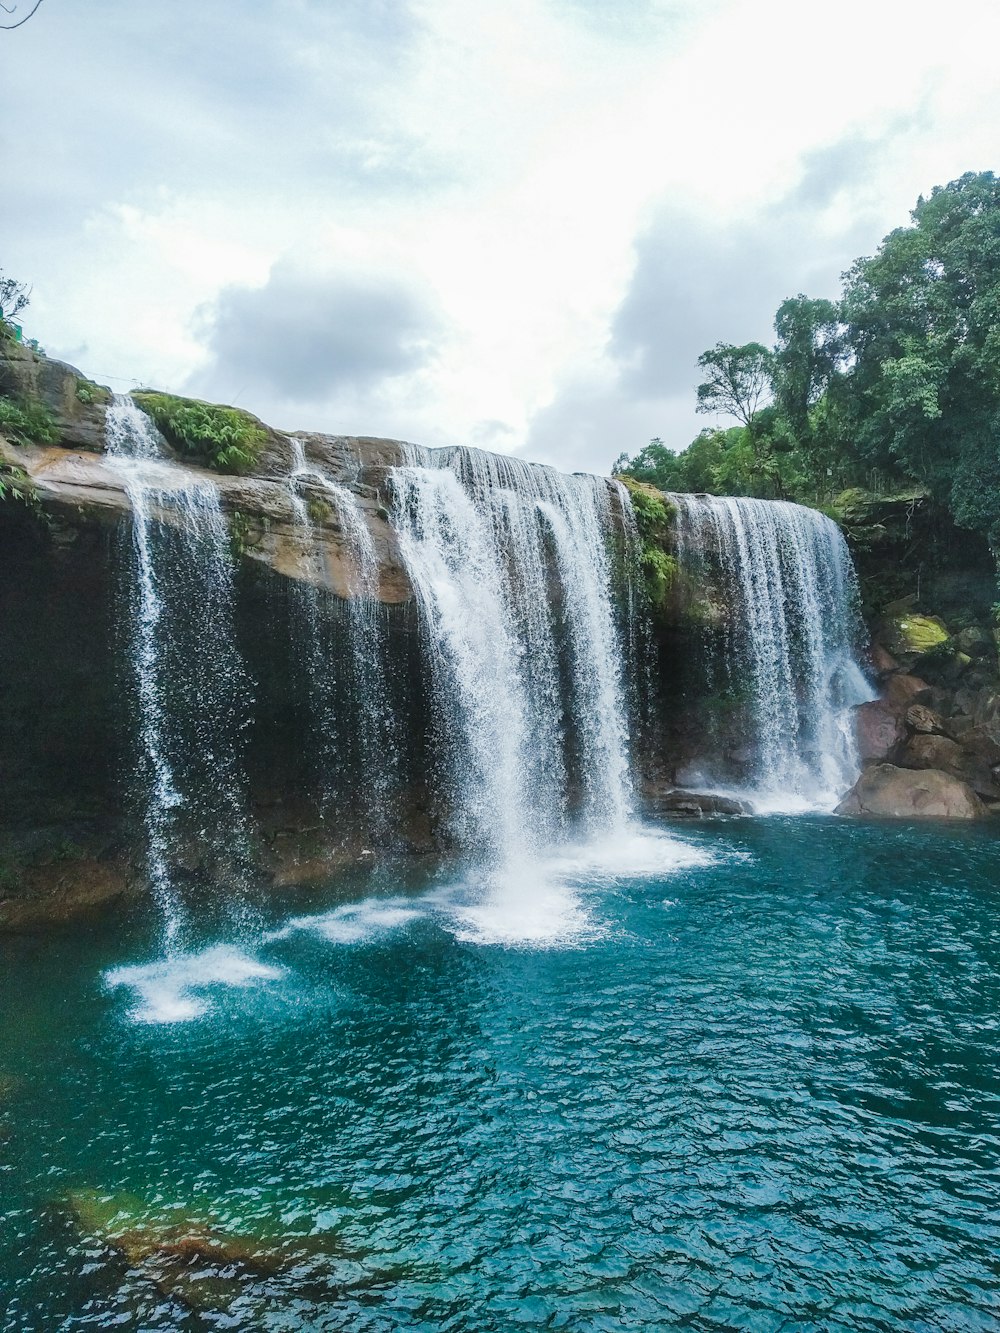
[
  {"left": 0, "top": 346, "right": 436, "bottom": 929},
  {"left": 4, "top": 343, "right": 1000, "bottom": 930},
  {"left": 0, "top": 341, "right": 415, "bottom": 603}
]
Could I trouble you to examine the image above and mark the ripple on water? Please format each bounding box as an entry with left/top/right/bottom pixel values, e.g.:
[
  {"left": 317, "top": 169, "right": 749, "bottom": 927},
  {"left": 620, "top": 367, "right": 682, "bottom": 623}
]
[{"left": 3, "top": 818, "right": 1000, "bottom": 1330}]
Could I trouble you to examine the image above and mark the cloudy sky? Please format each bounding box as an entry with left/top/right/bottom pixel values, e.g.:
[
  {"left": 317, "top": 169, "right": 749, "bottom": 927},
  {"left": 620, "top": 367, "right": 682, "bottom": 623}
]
[{"left": 5, "top": 0, "right": 1000, "bottom": 473}]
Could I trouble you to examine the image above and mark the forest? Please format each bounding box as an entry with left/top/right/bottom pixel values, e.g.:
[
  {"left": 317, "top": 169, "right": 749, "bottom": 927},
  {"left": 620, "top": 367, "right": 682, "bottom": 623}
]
[{"left": 614, "top": 171, "right": 1000, "bottom": 556}]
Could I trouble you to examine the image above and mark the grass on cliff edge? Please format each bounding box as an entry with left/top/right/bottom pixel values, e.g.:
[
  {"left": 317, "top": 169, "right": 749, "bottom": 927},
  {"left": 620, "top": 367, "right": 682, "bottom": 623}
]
[
  {"left": 0, "top": 394, "right": 58, "bottom": 446},
  {"left": 132, "top": 391, "right": 268, "bottom": 474}
]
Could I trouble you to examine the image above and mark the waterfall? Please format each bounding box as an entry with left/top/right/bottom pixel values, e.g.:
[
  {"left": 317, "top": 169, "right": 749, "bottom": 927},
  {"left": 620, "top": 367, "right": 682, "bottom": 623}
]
[
  {"left": 389, "top": 445, "right": 636, "bottom": 878},
  {"left": 106, "top": 396, "right": 253, "bottom": 943},
  {"left": 671, "top": 494, "right": 873, "bottom": 811},
  {"left": 286, "top": 439, "right": 399, "bottom": 843}
]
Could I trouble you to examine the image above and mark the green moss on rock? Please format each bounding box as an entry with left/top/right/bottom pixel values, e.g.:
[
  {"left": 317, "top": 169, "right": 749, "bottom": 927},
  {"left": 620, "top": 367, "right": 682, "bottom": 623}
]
[
  {"left": 132, "top": 391, "right": 268, "bottom": 474},
  {"left": 882, "top": 613, "right": 951, "bottom": 657},
  {"left": 618, "top": 475, "right": 677, "bottom": 609}
]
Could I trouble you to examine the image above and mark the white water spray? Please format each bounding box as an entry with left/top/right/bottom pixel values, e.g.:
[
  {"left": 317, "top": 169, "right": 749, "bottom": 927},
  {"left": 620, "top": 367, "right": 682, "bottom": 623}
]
[
  {"left": 390, "top": 446, "right": 637, "bottom": 890},
  {"left": 672, "top": 494, "right": 873, "bottom": 811},
  {"left": 106, "top": 396, "right": 253, "bottom": 944}
]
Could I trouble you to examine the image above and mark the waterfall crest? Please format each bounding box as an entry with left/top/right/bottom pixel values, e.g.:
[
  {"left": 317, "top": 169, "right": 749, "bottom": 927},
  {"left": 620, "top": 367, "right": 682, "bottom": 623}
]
[
  {"left": 390, "top": 445, "right": 636, "bottom": 877},
  {"left": 671, "top": 493, "right": 873, "bottom": 811},
  {"left": 106, "top": 397, "right": 253, "bottom": 943}
]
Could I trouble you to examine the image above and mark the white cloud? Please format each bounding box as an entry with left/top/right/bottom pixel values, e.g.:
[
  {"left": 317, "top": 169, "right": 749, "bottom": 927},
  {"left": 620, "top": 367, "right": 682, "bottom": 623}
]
[{"left": 6, "top": 0, "right": 1000, "bottom": 466}]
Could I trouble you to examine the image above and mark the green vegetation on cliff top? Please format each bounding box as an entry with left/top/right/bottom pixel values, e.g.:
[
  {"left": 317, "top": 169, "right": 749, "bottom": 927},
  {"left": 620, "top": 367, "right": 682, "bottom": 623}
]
[
  {"left": 615, "top": 171, "right": 1000, "bottom": 563},
  {"left": 133, "top": 391, "right": 268, "bottom": 474},
  {"left": 618, "top": 475, "right": 677, "bottom": 609}
]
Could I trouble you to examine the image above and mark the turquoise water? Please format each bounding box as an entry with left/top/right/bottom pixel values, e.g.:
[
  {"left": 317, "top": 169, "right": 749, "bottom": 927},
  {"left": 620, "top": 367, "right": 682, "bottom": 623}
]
[{"left": 2, "top": 817, "right": 1000, "bottom": 1331}]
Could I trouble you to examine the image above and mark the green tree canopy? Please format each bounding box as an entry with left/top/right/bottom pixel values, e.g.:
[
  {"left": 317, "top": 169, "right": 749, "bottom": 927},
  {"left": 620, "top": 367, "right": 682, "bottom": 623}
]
[{"left": 695, "top": 342, "right": 772, "bottom": 427}]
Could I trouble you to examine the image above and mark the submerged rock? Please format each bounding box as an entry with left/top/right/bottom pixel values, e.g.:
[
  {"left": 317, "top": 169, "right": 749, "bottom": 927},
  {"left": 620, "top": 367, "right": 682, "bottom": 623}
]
[
  {"left": 65, "top": 1190, "right": 334, "bottom": 1316},
  {"left": 836, "top": 764, "right": 984, "bottom": 819}
]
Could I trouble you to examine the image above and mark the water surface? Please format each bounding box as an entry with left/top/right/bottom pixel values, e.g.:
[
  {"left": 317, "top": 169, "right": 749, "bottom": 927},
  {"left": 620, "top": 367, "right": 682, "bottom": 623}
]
[{"left": 2, "top": 818, "right": 999, "bottom": 1330}]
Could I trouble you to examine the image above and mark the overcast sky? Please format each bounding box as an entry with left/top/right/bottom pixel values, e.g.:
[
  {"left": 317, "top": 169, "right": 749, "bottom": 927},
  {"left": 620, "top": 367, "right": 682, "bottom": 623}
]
[{"left": 4, "top": 0, "right": 1000, "bottom": 473}]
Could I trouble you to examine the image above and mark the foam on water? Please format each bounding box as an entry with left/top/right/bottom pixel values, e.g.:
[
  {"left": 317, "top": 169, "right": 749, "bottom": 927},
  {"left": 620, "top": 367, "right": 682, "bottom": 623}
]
[
  {"left": 270, "top": 897, "right": 425, "bottom": 945},
  {"left": 104, "top": 946, "right": 285, "bottom": 1024},
  {"left": 438, "top": 822, "right": 720, "bottom": 948}
]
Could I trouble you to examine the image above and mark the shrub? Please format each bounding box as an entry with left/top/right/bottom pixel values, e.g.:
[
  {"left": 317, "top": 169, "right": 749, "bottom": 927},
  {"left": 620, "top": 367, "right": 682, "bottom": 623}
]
[
  {"left": 0, "top": 460, "right": 35, "bottom": 508},
  {"left": 0, "top": 394, "right": 58, "bottom": 445},
  {"left": 132, "top": 391, "right": 268, "bottom": 474},
  {"left": 617, "top": 475, "right": 677, "bottom": 608},
  {"left": 75, "top": 377, "right": 110, "bottom": 406}
]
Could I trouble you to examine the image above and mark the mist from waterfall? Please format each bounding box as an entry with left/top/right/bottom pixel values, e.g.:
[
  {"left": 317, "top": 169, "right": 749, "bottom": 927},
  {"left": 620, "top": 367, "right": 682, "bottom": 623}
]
[
  {"left": 106, "top": 396, "right": 254, "bottom": 945},
  {"left": 671, "top": 493, "right": 873, "bottom": 811},
  {"left": 390, "top": 446, "right": 637, "bottom": 894}
]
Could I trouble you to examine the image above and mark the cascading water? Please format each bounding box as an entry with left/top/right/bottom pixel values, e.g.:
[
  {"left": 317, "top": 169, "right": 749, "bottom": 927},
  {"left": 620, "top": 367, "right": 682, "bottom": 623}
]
[
  {"left": 389, "top": 446, "right": 637, "bottom": 893},
  {"left": 106, "top": 396, "right": 254, "bottom": 944},
  {"left": 671, "top": 493, "right": 874, "bottom": 811},
  {"left": 286, "top": 439, "right": 399, "bottom": 843}
]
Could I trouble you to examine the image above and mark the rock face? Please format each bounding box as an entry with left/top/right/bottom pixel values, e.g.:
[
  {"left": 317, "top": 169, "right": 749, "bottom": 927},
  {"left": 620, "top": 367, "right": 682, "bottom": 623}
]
[
  {"left": 847, "top": 615, "right": 1000, "bottom": 818},
  {"left": 0, "top": 343, "right": 416, "bottom": 603},
  {"left": 836, "top": 765, "right": 984, "bottom": 819},
  {"left": 646, "top": 788, "right": 751, "bottom": 817},
  {"left": 854, "top": 700, "right": 907, "bottom": 762}
]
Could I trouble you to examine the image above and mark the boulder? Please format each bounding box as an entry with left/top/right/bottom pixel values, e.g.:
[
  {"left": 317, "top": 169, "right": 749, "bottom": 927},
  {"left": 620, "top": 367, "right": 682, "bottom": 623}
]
[
  {"left": 870, "top": 642, "right": 899, "bottom": 676},
  {"left": 956, "top": 625, "right": 994, "bottom": 658},
  {"left": 904, "top": 703, "right": 948, "bottom": 735},
  {"left": 649, "top": 789, "right": 751, "bottom": 817},
  {"left": 880, "top": 612, "right": 951, "bottom": 660},
  {"left": 854, "top": 700, "right": 905, "bottom": 762},
  {"left": 898, "top": 733, "right": 964, "bottom": 775},
  {"left": 883, "top": 673, "right": 932, "bottom": 708},
  {"left": 956, "top": 726, "right": 1000, "bottom": 797},
  {"left": 836, "top": 764, "right": 984, "bottom": 819}
]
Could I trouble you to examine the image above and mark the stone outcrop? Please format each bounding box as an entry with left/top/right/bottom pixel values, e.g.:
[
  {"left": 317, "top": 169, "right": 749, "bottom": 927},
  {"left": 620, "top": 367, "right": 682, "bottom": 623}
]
[
  {"left": 836, "top": 764, "right": 984, "bottom": 819},
  {"left": 854, "top": 700, "right": 907, "bottom": 762},
  {"left": 845, "top": 603, "right": 1000, "bottom": 817},
  {"left": 646, "top": 787, "right": 751, "bottom": 817},
  {"left": 0, "top": 342, "right": 415, "bottom": 603}
]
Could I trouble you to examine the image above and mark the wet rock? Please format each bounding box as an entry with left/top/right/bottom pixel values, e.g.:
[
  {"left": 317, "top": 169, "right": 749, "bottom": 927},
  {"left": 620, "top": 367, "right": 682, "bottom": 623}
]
[
  {"left": 854, "top": 700, "right": 905, "bottom": 762},
  {"left": 650, "top": 789, "right": 751, "bottom": 817},
  {"left": 0, "top": 849, "right": 136, "bottom": 930},
  {"left": 835, "top": 764, "right": 984, "bottom": 819},
  {"left": 870, "top": 642, "right": 899, "bottom": 675}
]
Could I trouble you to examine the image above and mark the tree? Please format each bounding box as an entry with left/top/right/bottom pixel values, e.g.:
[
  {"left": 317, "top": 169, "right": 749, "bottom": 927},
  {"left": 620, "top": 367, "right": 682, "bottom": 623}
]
[
  {"left": 613, "top": 438, "right": 683, "bottom": 490},
  {"left": 842, "top": 170, "right": 1000, "bottom": 542},
  {"left": 0, "top": 269, "right": 30, "bottom": 326},
  {"left": 772, "top": 295, "right": 845, "bottom": 436},
  {"left": 695, "top": 341, "right": 772, "bottom": 427},
  {"left": 0, "top": 1, "right": 45, "bottom": 30}
]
